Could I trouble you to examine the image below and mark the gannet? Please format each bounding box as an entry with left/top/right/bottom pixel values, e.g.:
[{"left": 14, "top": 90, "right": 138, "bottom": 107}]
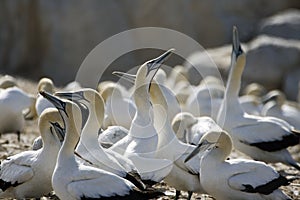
[
  {"left": 239, "top": 83, "right": 266, "bottom": 116},
  {"left": 0, "top": 86, "right": 35, "bottom": 141},
  {"left": 99, "top": 82, "right": 136, "bottom": 130},
  {"left": 0, "top": 108, "right": 64, "bottom": 198},
  {"left": 55, "top": 88, "right": 146, "bottom": 190},
  {"left": 35, "top": 77, "right": 55, "bottom": 117},
  {"left": 31, "top": 78, "right": 56, "bottom": 149},
  {"left": 98, "top": 125, "right": 128, "bottom": 148},
  {"left": 110, "top": 50, "right": 174, "bottom": 185},
  {"left": 185, "top": 131, "right": 294, "bottom": 200},
  {"left": 185, "top": 83, "right": 224, "bottom": 120},
  {"left": 149, "top": 82, "right": 207, "bottom": 200},
  {"left": 172, "top": 112, "right": 222, "bottom": 145},
  {"left": 112, "top": 69, "right": 181, "bottom": 124},
  {"left": 40, "top": 91, "right": 163, "bottom": 200},
  {"left": 261, "top": 90, "right": 300, "bottom": 130},
  {"left": 239, "top": 94, "right": 263, "bottom": 116},
  {"left": 0, "top": 75, "right": 17, "bottom": 89},
  {"left": 217, "top": 27, "right": 300, "bottom": 170},
  {"left": 166, "top": 65, "right": 192, "bottom": 109},
  {"left": 242, "top": 83, "right": 267, "bottom": 97}
]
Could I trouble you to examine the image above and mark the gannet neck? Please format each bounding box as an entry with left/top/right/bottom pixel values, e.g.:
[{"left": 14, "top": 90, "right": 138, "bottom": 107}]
[
  {"left": 133, "top": 86, "right": 153, "bottom": 122},
  {"left": 149, "top": 82, "right": 180, "bottom": 148},
  {"left": 78, "top": 93, "right": 104, "bottom": 146},
  {"left": 59, "top": 103, "right": 82, "bottom": 158},
  {"left": 217, "top": 28, "right": 246, "bottom": 126},
  {"left": 38, "top": 108, "right": 63, "bottom": 152},
  {"left": 100, "top": 84, "right": 123, "bottom": 103},
  {"left": 224, "top": 53, "right": 246, "bottom": 101}
]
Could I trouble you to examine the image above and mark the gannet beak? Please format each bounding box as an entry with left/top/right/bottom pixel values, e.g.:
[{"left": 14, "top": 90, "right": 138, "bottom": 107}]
[
  {"left": 232, "top": 26, "right": 243, "bottom": 57},
  {"left": 40, "top": 91, "right": 68, "bottom": 117},
  {"left": 55, "top": 91, "right": 88, "bottom": 102},
  {"left": 112, "top": 71, "right": 136, "bottom": 84},
  {"left": 50, "top": 121, "right": 65, "bottom": 143},
  {"left": 146, "top": 48, "right": 174, "bottom": 77},
  {"left": 184, "top": 139, "right": 215, "bottom": 163}
]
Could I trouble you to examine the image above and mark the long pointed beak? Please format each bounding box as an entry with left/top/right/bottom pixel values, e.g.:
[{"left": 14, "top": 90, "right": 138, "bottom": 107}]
[
  {"left": 50, "top": 122, "right": 65, "bottom": 143},
  {"left": 232, "top": 26, "right": 243, "bottom": 56},
  {"left": 55, "top": 91, "right": 86, "bottom": 102},
  {"left": 40, "top": 91, "right": 68, "bottom": 117},
  {"left": 146, "top": 48, "right": 174, "bottom": 76},
  {"left": 184, "top": 140, "right": 215, "bottom": 163},
  {"left": 112, "top": 71, "right": 136, "bottom": 84}
]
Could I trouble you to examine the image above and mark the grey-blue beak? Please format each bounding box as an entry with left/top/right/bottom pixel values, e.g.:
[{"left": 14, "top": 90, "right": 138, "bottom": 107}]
[
  {"left": 112, "top": 71, "right": 136, "bottom": 84},
  {"left": 40, "top": 91, "right": 68, "bottom": 117},
  {"left": 146, "top": 48, "right": 174, "bottom": 77},
  {"left": 184, "top": 139, "right": 215, "bottom": 163},
  {"left": 232, "top": 26, "right": 243, "bottom": 57}
]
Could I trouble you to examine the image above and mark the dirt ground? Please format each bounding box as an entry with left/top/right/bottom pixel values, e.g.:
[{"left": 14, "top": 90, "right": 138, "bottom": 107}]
[{"left": 0, "top": 77, "right": 300, "bottom": 200}]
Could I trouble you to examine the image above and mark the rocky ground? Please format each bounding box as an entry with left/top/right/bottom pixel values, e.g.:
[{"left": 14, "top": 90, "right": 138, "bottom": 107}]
[{"left": 0, "top": 77, "right": 300, "bottom": 199}]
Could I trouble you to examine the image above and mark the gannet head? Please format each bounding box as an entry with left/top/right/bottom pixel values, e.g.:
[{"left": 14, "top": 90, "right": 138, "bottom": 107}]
[
  {"left": 243, "top": 83, "right": 266, "bottom": 97},
  {"left": 55, "top": 88, "right": 105, "bottom": 126},
  {"left": 0, "top": 75, "right": 17, "bottom": 89},
  {"left": 98, "top": 83, "right": 123, "bottom": 103},
  {"left": 40, "top": 91, "right": 83, "bottom": 149},
  {"left": 231, "top": 26, "right": 246, "bottom": 72},
  {"left": 38, "top": 77, "right": 54, "bottom": 93},
  {"left": 184, "top": 131, "right": 232, "bottom": 163},
  {"left": 39, "top": 108, "right": 65, "bottom": 146},
  {"left": 171, "top": 112, "right": 197, "bottom": 140},
  {"left": 136, "top": 49, "right": 174, "bottom": 90}
]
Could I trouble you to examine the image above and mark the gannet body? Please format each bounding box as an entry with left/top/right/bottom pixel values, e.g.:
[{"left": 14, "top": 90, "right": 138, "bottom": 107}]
[
  {"left": 185, "top": 130, "right": 293, "bottom": 200},
  {"left": 150, "top": 82, "right": 207, "bottom": 199},
  {"left": 172, "top": 112, "right": 222, "bottom": 145},
  {"left": 41, "top": 92, "right": 162, "bottom": 200},
  {"left": 217, "top": 27, "right": 300, "bottom": 170},
  {"left": 0, "top": 86, "right": 35, "bottom": 140},
  {"left": 55, "top": 89, "right": 145, "bottom": 190},
  {"left": 0, "top": 108, "right": 63, "bottom": 198},
  {"left": 110, "top": 50, "right": 174, "bottom": 184}
]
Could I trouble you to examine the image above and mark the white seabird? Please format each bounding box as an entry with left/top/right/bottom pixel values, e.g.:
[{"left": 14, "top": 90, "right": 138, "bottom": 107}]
[
  {"left": 261, "top": 90, "right": 300, "bottom": 130},
  {"left": 41, "top": 91, "right": 163, "bottom": 200},
  {"left": 0, "top": 86, "right": 35, "bottom": 141},
  {"left": 172, "top": 112, "right": 222, "bottom": 145},
  {"left": 0, "top": 108, "right": 64, "bottom": 198},
  {"left": 185, "top": 130, "right": 294, "bottom": 200},
  {"left": 99, "top": 82, "right": 136, "bottom": 130},
  {"left": 35, "top": 77, "right": 55, "bottom": 117},
  {"left": 217, "top": 27, "right": 300, "bottom": 170},
  {"left": 149, "top": 82, "right": 207, "bottom": 200},
  {"left": 55, "top": 88, "right": 146, "bottom": 190},
  {"left": 31, "top": 77, "right": 56, "bottom": 150},
  {"left": 185, "top": 83, "right": 224, "bottom": 120},
  {"left": 98, "top": 125, "right": 128, "bottom": 147},
  {"left": 109, "top": 50, "right": 174, "bottom": 185}
]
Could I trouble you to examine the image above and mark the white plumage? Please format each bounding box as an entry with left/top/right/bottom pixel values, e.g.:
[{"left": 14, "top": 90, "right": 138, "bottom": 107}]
[
  {"left": 150, "top": 82, "right": 207, "bottom": 199},
  {"left": 40, "top": 92, "right": 162, "bottom": 200},
  {"left": 110, "top": 50, "right": 174, "bottom": 184},
  {"left": 0, "top": 108, "right": 63, "bottom": 198},
  {"left": 185, "top": 130, "right": 293, "bottom": 200},
  {"left": 217, "top": 27, "right": 300, "bottom": 170},
  {"left": 55, "top": 88, "right": 145, "bottom": 190},
  {"left": 0, "top": 86, "right": 35, "bottom": 140},
  {"left": 172, "top": 112, "right": 221, "bottom": 145}
]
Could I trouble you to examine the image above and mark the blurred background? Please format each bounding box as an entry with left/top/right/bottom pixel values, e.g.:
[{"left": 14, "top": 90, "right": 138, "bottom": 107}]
[{"left": 0, "top": 0, "right": 300, "bottom": 99}]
